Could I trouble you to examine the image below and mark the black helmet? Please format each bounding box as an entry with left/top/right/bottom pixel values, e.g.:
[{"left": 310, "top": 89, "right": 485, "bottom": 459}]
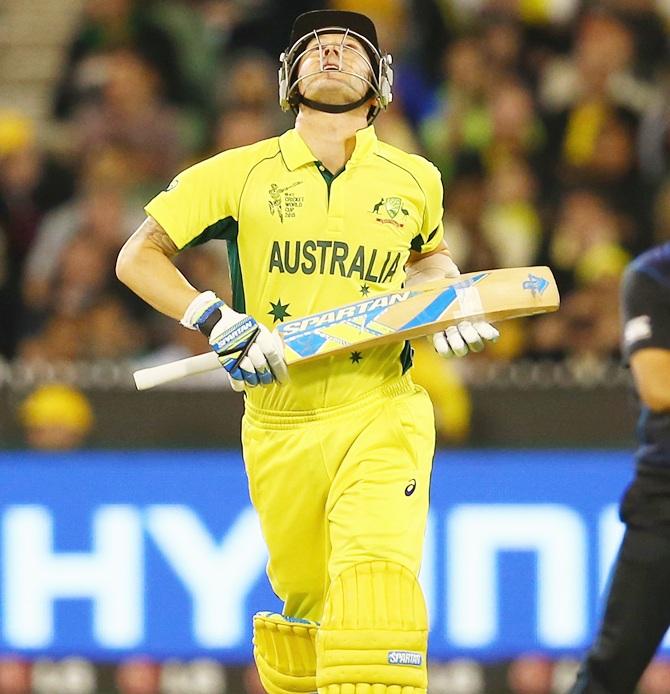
[{"left": 278, "top": 10, "right": 393, "bottom": 124}]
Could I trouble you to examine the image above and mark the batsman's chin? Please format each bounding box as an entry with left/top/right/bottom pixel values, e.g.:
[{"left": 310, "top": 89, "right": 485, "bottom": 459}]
[{"left": 302, "top": 80, "right": 365, "bottom": 104}]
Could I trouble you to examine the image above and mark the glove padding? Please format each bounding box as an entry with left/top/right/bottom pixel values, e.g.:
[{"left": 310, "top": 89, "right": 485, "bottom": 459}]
[
  {"left": 209, "top": 314, "right": 288, "bottom": 388},
  {"left": 433, "top": 320, "right": 499, "bottom": 358},
  {"left": 183, "top": 291, "right": 288, "bottom": 388}
]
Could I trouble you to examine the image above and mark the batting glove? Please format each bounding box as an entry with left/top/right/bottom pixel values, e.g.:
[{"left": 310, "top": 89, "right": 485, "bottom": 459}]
[
  {"left": 181, "top": 291, "right": 288, "bottom": 389},
  {"left": 407, "top": 253, "right": 500, "bottom": 358},
  {"left": 433, "top": 320, "right": 499, "bottom": 358}
]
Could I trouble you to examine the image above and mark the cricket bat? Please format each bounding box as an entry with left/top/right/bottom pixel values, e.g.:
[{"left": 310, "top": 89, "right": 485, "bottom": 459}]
[{"left": 133, "top": 265, "right": 559, "bottom": 390}]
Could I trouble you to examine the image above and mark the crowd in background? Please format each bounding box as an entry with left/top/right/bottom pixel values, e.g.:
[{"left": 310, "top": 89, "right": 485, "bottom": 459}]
[{"left": 0, "top": 0, "right": 668, "bottom": 411}]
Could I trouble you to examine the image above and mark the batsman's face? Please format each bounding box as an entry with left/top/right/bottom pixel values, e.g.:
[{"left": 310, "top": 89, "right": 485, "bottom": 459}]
[{"left": 297, "top": 32, "right": 373, "bottom": 105}]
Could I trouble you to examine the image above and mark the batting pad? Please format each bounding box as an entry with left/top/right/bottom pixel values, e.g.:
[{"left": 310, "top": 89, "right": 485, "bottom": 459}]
[
  {"left": 316, "top": 562, "right": 428, "bottom": 694},
  {"left": 253, "top": 612, "right": 318, "bottom": 694}
]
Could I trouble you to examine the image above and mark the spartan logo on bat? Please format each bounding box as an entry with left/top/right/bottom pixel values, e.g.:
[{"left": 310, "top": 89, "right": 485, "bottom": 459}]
[
  {"left": 268, "top": 181, "right": 304, "bottom": 223},
  {"left": 371, "top": 196, "right": 409, "bottom": 228},
  {"left": 523, "top": 274, "right": 549, "bottom": 296}
]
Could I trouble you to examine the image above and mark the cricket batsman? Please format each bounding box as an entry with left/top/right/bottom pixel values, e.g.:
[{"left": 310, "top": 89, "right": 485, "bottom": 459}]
[{"left": 116, "top": 11, "right": 498, "bottom": 694}]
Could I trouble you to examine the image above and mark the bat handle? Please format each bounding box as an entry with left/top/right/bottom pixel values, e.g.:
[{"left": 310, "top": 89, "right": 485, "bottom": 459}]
[{"left": 133, "top": 351, "right": 221, "bottom": 391}]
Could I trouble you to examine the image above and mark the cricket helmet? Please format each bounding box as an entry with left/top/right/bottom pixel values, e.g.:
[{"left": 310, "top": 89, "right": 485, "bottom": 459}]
[{"left": 278, "top": 10, "right": 393, "bottom": 124}]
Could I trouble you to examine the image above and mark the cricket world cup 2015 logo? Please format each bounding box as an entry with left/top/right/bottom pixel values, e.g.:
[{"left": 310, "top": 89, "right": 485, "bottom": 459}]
[
  {"left": 268, "top": 182, "right": 304, "bottom": 223},
  {"left": 371, "top": 196, "right": 410, "bottom": 228}
]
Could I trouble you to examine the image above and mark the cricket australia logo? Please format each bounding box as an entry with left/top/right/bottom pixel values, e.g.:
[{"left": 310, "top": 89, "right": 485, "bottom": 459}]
[
  {"left": 523, "top": 273, "right": 549, "bottom": 296},
  {"left": 371, "top": 196, "right": 410, "bottom": 228},
  {"left": 268, "top": 181, "right": 304, "bottom": 223}
]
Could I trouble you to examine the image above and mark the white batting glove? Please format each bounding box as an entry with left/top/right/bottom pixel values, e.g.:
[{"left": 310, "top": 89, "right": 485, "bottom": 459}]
[
  {"left": 406, "top": 253, "right": 500, "bottom": 358},
  {"left": 182, "top": 291, "right": 288, "bottom": 388},
  {"left": 226, "top": 372, "right": 246, "bottom": 392},
  {"left": 433, "top": 320, "right": 500, "bottom": 358}
]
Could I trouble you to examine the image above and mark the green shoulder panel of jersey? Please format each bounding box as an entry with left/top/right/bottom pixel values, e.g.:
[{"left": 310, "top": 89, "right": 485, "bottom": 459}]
[
  {"left": 375, "top": 141, "right": 445, "bottom": 255},
  {"left": 144, "top": 137, "right": 282, "bottom": 250}
]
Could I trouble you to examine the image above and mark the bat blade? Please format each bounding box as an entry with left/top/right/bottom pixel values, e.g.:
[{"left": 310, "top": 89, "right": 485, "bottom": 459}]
[
  {"left": 132, "top": 265, "right": 559, "bottom": 390},
  {"left": 277, "top": 266, "right": 559, "bottom": 365}
]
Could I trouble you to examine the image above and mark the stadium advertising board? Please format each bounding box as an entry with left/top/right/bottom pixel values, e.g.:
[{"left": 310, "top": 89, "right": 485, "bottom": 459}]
[{"left": 0, "top": 450, "right": 649, "bottom": 661}]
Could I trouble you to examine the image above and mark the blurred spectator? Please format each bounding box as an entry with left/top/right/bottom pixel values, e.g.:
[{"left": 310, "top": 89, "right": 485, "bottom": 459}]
[
  {"left": 18, "top": 383, "right": 94, "bottom": 450},
  {"left": 558, "top": 106, "right": 649, "bottom": 246},
  {"left": 157, "top": 659, "right": 225, "bottom": 694},
  {"left": 638, "top": 85, "right": 670, "bottom": 183},
  {"left": 22, "top": 146, "right": 145, "bottom": 315},
  {"left": 451, "top": 0, "right": 580, "bottom": 25},
  {"left": 18, "top": 293, "right": 150, "bottom": 364},
  {"left": 422, "top": 53, "right": 547, "bottom": 192},
  {"left": 20, "top": 232, "right": 136, "bottom": 360},
  {"left": 0, "top": 111, "right": 75, "bottom": 357},
  {"left": 212, "top": 108, "right": 281, "bottom": 153},
  {"left": 374, "top": 109, "right": 424, "bottom": 153},
  {"left": 386, "top": 0, "right": 452, "bottom": 126},
  {"left": 53, "top": 0, "right": 186, "bottom": 119},
  {"left": 72, "top": 47, "right": 188, "bottom": 186},
  {"left": 539, "top": 11, "right": 658, "bottom": 235},
  {"left": 31, "top": 657, "right": 96, "bottom": 694},
  {"left": 601, "top": 0, "right": 668, "bottom": 79},
  {"left": 420, "top": 36, "right": 490, "bottom": 180},
  {"left": 443, "top": 164, "right": 498, "bottom": 272},
  {"left": 145, "top": 0, "right": 221, "bottom": 114},
  {"left": 479, "top": 317, "right": 529, "bottom": 362},
  {"left": 548, "top": 189, "right": 631, "bottom": 292},
  {"left": 17, "top": 316, "right": 84, "bottom": 364},
  {"left": 51, "top": 233, "right": 112, "bottom": 317},
  {"left": 428, "top": 659, "right": 485, "bottom": 694},
  {"left": 482, "top": 157, "right": 542, "bottom": 268},
  {"left": 550, "top": 657, "right": 580, "bottom": 692},
  {"left": 0, "top": 656, "right": 31, "bottom": 694},
  {"left": 540, "top": 10, "right": 657, "bottom": 116},
  {"left": 481, "top": 16, "right": 528, "bottom": 85},
  {"left": 115, "top": 658, "right": 161, "bottom": 694},
  {"left": 86, "top": 295, "right": 148, "bottom": 360},
  {"left": 530, "top": 276, "right": 622, "bottom": 362},
  {"left": 487, "top": 78, "right": 545, "bottom": 166},
  {"left": 217, "top": 50, "right": 286, "bottom": 119},
  {"left": 507, "top": 654, "right": 554, "bottom": 694}
]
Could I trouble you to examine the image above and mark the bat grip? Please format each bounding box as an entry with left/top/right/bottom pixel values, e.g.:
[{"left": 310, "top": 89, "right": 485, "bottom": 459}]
[{"left": 133, "top": 351, "right": 221, "bottom": 390}]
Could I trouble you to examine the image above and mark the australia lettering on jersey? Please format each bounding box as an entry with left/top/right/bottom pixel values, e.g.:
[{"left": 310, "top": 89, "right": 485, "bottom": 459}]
[{"left": 268, "top": 240, "right": 401, "bottom": 283}]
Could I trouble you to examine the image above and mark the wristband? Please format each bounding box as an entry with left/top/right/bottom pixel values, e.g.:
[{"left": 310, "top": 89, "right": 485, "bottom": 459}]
[{"left": 180, "top": 291, "right": 225, "bottom": 331}]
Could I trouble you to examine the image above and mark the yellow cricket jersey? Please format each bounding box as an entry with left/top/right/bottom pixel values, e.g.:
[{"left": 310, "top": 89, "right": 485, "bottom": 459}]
[{"left": 145, "top": 125, "right": 444, "bottom": 412}]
